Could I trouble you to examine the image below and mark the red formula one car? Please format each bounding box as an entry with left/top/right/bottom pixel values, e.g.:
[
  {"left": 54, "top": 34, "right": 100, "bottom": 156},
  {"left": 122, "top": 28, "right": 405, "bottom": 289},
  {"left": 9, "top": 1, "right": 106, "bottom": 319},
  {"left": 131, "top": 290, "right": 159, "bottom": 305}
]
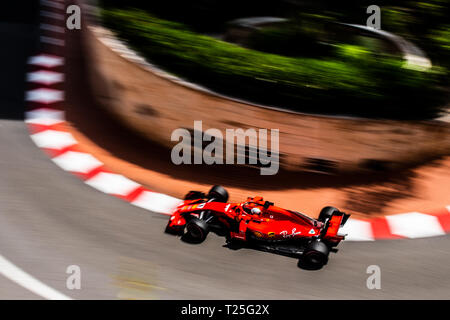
[{"left": 165, "top": 186, "right": 350, "bottom": 268}]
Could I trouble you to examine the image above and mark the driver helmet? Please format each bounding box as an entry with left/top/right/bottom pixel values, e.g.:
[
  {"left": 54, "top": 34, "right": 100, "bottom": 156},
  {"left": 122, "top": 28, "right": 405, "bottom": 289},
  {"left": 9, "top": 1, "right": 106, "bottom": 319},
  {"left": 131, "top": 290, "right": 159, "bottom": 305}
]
[{"left": 251, "top": 207, "right": 262, "bottom": 215}]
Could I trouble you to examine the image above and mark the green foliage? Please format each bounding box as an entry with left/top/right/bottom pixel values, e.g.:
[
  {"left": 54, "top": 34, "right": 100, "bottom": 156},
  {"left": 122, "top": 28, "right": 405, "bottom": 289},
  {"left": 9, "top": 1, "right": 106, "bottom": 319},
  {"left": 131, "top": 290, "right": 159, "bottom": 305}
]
[
  {"left": 101, "top": 8, "right": 446, "bottom": 119},
  {"left": 335, "top": 45, "right": 372, "bottom": 60},
  {"left": 247, "top": 14, "right": 335, "bottom": 58},
  {"left": 382, "top": 1, "right": 450, "bottom": 71}
]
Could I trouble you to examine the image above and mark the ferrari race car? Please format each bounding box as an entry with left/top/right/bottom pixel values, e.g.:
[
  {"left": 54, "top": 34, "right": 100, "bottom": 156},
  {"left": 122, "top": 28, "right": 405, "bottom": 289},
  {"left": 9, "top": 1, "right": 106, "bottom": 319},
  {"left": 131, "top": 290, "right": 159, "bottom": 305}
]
[{"left": 165, "top": 185, "right": 350, "bottom": 268}]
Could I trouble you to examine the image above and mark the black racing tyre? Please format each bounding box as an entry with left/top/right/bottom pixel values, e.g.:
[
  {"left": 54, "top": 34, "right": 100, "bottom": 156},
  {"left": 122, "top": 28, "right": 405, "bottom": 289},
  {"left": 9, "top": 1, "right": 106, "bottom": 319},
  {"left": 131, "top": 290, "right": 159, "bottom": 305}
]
[
  {"left": 318, "top": 206, "right": 339, "bottom": 222},
  {"left": 181, "top": 218, "right": 209, "bottom": 244},
  {"left": 303, "top": 240, "right": 329, "bottom": 268},
  {"left": 207, "top": 185, "right": 229, "bottom": 203}
]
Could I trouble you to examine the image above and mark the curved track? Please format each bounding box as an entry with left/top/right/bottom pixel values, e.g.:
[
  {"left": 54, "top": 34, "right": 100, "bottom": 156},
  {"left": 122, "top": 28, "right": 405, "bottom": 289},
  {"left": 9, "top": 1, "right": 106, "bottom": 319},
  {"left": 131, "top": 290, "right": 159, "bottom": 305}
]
[{"left": 1, "top": 1, "right": 450, "bottom": 299}]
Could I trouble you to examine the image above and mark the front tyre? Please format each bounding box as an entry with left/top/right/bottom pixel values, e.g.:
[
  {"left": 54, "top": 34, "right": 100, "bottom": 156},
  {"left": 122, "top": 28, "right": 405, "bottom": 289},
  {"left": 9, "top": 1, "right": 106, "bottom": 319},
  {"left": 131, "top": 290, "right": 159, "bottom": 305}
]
[
  {"left": 302, "top": 240, "right": 329, "bottom": 268},
  {"left": 181, "top": 218, "right": 209, "bottom": 244},
  {"left": 207, "top": 185, "right": 229, "bottom": 203}
]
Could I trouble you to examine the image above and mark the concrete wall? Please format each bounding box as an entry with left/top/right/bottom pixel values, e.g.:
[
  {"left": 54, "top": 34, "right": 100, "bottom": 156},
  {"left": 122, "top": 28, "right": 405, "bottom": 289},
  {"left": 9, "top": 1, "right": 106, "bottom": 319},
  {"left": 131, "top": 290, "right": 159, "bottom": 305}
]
[{"left": 81, "top": 25, "right": 450, "bottom": 173}]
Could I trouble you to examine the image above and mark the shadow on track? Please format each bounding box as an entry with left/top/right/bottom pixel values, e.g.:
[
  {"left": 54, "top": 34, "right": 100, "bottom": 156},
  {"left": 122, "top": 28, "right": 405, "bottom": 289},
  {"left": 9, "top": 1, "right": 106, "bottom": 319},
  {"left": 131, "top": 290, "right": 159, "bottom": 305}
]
[{"left": 221, "top": 241, "right": 326, "bottom": 271}]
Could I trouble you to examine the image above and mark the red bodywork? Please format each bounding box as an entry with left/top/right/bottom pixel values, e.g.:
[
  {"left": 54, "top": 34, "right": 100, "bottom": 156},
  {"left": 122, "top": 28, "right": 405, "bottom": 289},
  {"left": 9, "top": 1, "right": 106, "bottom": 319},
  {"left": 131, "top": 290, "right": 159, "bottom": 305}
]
[{"left": 166, "top": 196, "right": 346, "bottom": 244}]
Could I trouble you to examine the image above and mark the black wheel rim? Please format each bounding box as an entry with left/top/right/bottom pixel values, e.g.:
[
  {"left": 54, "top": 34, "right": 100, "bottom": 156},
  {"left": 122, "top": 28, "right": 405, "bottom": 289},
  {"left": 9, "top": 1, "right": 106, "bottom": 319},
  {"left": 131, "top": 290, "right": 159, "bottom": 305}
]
[
  {"left": 306, "top": 252, "right": 324, "bottom": 265},
  {"left": 188, "top": 224, "right": 203, "bottom": 239}
]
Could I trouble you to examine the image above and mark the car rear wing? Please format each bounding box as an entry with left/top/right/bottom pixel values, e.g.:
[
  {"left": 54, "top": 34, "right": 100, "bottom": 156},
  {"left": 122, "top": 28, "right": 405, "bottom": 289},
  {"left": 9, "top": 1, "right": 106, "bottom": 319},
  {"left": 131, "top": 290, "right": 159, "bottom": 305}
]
[
  {"left": 322, "top": 211, "right": 350, "bottom": 239},
  {"left": 341, "top": 212, "right": 350, "bottom": 226}
]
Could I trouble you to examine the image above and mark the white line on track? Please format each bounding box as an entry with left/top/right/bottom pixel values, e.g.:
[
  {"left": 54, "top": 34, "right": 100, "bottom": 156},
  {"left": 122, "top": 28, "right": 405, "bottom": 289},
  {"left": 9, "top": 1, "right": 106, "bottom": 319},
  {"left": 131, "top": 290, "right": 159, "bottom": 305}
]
[{"left": 0, "top": 255, "right": 72, "bottom": 300}]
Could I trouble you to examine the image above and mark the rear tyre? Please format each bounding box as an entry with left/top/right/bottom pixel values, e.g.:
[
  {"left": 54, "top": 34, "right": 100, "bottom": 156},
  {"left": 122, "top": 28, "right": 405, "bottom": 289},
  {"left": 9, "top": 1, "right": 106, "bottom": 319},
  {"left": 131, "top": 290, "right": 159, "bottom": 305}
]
[
  {"left": 302, "top": 240, "right": 329, "bottom": 268},
  {"left": 207, "top": 185, "right": 229, "bottom": 203},
  {"left": 318, "top": 206, "right": 339, "bottom": 222},
  {"left": 181, "top": 218, "right": 209, "bottom": 244}
]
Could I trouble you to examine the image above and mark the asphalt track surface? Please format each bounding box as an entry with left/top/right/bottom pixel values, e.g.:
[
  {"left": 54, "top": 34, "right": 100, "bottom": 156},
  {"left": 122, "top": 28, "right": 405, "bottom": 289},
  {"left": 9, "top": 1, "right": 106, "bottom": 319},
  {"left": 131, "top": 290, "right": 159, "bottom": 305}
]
[{"left": 0, "top": 4, "right": 450, "bottom": 299}]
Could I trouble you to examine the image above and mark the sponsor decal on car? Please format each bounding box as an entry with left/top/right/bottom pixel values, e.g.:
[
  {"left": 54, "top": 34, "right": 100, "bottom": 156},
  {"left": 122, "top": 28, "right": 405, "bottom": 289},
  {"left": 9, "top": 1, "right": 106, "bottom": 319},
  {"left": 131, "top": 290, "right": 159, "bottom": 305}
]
[
  {"left": 253, "top": 231, "right": 264, "bottom": 238},
  {"left": 280, "top": 228, "right": 301, "bottom": 238},
  {"left": 268, "top": 232, "right": 275, "bottom": 238}
]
